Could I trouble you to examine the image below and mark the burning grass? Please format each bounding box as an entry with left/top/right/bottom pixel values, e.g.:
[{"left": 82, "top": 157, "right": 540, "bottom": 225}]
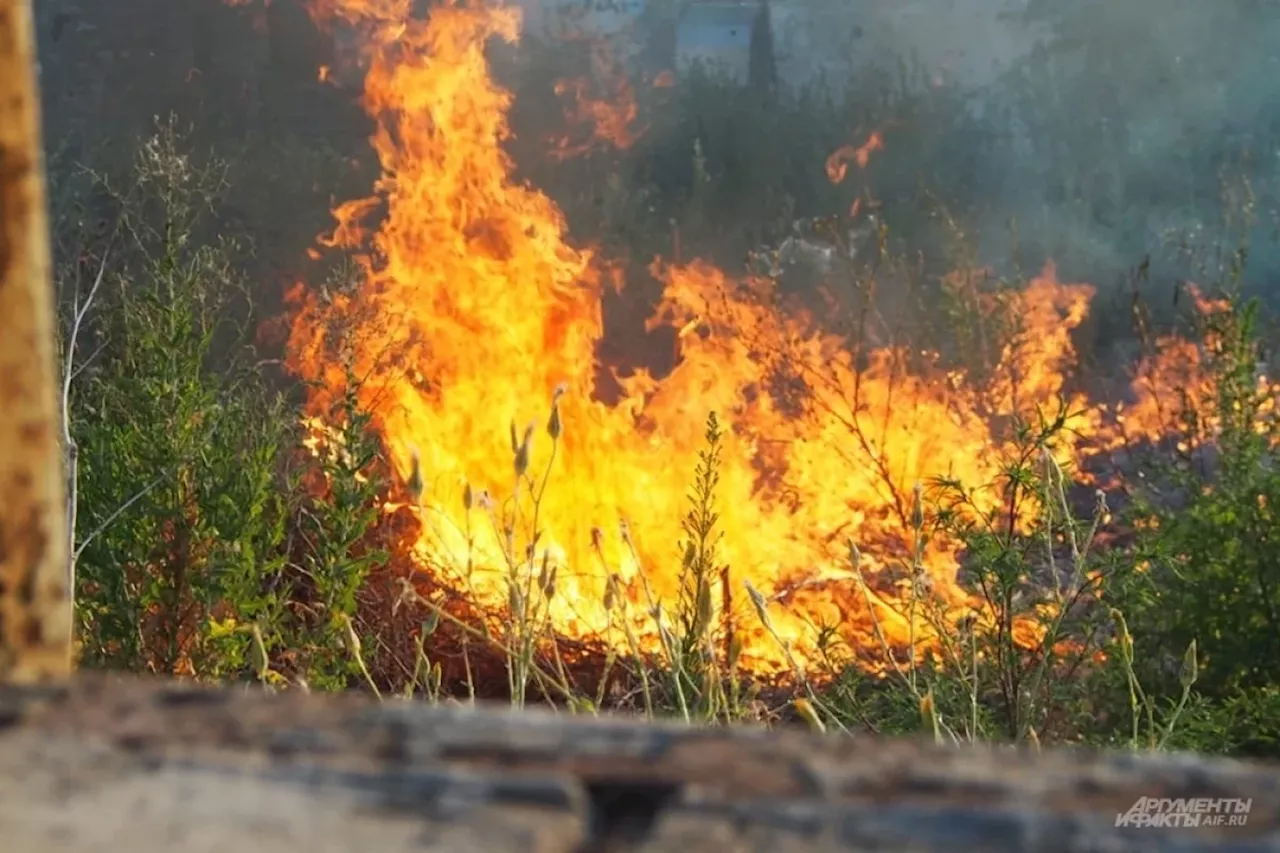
[
  {"left": 62, "top": 0, "right": 1280, "bottom": 754},
  {"left": 271, "top": 0, "right": 1275, "bottom": 739}
]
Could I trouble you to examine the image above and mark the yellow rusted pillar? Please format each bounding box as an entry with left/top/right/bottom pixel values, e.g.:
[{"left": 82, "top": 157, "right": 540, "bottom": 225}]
[{"left": 0, "top": 0, "right": 72, "bottom": 683}]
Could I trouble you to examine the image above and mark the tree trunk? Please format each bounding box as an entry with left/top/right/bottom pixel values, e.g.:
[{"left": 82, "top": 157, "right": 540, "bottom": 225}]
[{"left": 0, "top": 0, "right": 72, "bottom": 684}]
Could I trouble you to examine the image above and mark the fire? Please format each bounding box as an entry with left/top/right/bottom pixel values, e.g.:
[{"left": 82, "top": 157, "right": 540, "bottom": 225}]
[
  {"left": 825, "top": 130, "right": 885, "bottom": 184},
  {"left": 280, "top": 0, "right": 1244, "bottom": 679},
  {"left": 549, "top": 39, "right": 644, "bottom": 161},
  {"left": 1104, "top": 285, "right": 1279, "bottom": 452}
]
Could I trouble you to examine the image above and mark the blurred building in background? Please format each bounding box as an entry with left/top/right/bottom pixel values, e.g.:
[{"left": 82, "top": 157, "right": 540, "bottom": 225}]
[
  {"left": 672, "top": 2, "right": 772, "bottom": 87},
  {"left": 520, "top": 0, "right": 1044, "bottom": 94}
]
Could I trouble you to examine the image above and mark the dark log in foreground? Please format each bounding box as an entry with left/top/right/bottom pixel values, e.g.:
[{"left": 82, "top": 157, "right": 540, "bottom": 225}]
[{"left": 0, "top": 674, "right": 1277, "bottom": 852}]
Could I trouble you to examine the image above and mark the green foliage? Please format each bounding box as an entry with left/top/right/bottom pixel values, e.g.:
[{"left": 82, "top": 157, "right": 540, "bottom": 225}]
[
  {"left": 675, "top": 413, "right": 723, "bottom": 661},
  {"left": 277, "top": 378, "right": 389, "bottom": 692},
  {"left": 70, "top": 120, "right": 291, "bottom": 679},
  {"left": 1166, "top": 685, "right": 1280, "bottom": 756},
  {"left": 67, "top": 119, "right": 387, "bottom": 689},
  {"left": 668, "top": 412, "right": 731, "bottom": 719},
  {"left": 1116, "top": 283, "right": 1280, "bottom": 756}
]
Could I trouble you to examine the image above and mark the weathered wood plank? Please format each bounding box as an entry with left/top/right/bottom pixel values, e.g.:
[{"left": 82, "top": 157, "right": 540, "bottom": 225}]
[
  {"left": 1, "top": 674, "right": 1277, "bottom": 852},
  {"left": 0, "top": 0, "right": 72, "bottom": 685}
]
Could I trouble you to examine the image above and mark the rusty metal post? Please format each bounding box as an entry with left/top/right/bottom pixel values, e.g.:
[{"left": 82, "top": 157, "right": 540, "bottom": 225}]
[{"left": 0, "top": 0, "right": 72, "bottom": 683}]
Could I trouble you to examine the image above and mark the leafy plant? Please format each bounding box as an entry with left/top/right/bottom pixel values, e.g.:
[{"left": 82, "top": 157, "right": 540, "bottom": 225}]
[
  {"left": 70, "top": 119, "right": 291, "bottom": 679},
  {"left": 68, "top": 118, "right": 391, "bottom": 691}
]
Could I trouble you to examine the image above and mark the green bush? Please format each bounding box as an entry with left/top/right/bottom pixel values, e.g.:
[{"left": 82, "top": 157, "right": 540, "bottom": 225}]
[
  {"left": 1115, "top": 275, "right": 1280, "bottom": 756},
  {"left": 65, "top": 119, "right": 387, "bottom": 689}
]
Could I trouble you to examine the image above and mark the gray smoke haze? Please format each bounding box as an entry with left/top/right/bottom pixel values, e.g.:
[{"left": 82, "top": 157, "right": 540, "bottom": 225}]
[
  {"left": 794, "top": 0, "right": 1280, "bottom": 291},
  {"left": 31, "top": 0, "right": 1280, "bottom": 304},
  {"left": 529, "top": 0, "right": 1280, "bottom": 290}
]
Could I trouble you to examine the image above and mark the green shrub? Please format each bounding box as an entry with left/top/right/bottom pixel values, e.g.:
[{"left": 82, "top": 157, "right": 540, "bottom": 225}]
[
  {"left": 1116, "top": 273, "right": 1280, "bottom": 756},
  {"left": 66, "top": 118, "right": 387, "bottom": 688}
]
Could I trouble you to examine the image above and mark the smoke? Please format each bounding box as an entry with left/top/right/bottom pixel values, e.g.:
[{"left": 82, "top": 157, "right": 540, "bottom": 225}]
[
  {"left": 517, "top": 0, "right": 1280, "bottom": 301},
  {"left": 983, "top": 1, "right": 1280, "bottom": 282},
  {"left": 771, "top": 0, "right": 1048, "bottom": 95},
  {"left": 33, "top": 0, "right": 1280, "bottom": 311},
  {"left": 837, "top": 0, "right": 1280, "bottom": 292}
]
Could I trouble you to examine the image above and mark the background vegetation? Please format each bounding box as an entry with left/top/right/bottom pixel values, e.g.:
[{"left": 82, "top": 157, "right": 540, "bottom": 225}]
[{"left": 39, "top": 0, "right": 1280, "bottom": 759}]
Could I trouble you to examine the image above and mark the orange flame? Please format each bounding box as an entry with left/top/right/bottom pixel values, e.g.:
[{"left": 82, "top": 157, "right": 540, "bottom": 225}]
[
  {"left": 825, "top": 131, "right": 885, "bottom": 184},
  {"left": 281, "top": 0, "right": 1242, "bottom": 677},
  {"left": 1103, "top": 285, "right": 1279, "bottom": 452},
  {"left": 549, "top": 40, "right": 644, "bottom": 161}
]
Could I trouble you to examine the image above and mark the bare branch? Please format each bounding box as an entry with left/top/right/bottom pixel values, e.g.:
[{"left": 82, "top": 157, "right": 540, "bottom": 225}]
[
  {"left": 61, "top": 246, "right": 111, "bottom": 444},
  {"left": 61, "top": 243, "right": 112, "bottom": 600},
  {"left": 67, "top": 338, "right": 109, "bottom": 384},
  {"left": 73, "top": 471, "right": 173, "bottom": 564}
]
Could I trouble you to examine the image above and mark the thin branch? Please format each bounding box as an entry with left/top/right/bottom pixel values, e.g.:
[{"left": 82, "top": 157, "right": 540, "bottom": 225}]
[
  {"left": 67, "top": 338, "right": 108, "bottom": 383},
  {"left": 62, "top": 246, "right": 110, "bottom": 438},
  {"left": 62, "top": 244, "right": 112, "bottom": 594},
  {"left": 73, "top": 471, "right": 171, "bottom": 563}
]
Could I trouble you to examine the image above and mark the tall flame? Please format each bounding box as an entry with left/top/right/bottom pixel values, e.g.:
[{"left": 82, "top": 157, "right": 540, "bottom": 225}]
[{"left": 282, "top": 0, "right": 1242, "bottom": 676}]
